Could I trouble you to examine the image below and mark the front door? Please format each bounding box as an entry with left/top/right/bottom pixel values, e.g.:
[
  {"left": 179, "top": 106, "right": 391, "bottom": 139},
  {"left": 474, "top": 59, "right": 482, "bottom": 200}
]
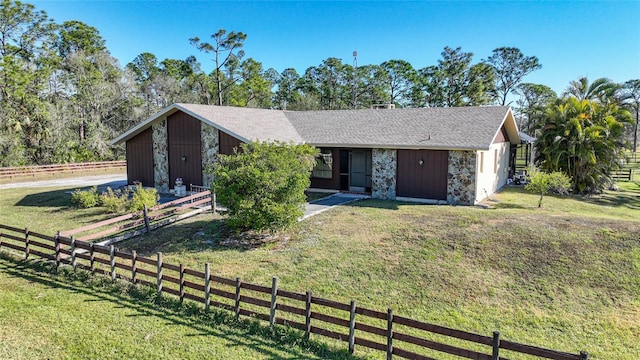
[{"left": 349, "top": 150, "right": 371, "bottom": 192}]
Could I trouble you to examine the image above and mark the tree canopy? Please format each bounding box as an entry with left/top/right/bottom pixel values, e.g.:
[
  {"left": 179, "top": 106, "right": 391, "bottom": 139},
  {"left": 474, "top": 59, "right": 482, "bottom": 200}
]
[{"left": 2, "top": 0, "right": 638, "bottom": 168}]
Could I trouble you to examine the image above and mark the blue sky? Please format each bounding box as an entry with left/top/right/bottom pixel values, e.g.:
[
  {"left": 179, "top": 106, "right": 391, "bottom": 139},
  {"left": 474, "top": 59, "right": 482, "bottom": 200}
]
[{"left": 32, "top": 1, "right": 639, "bottom": 101}]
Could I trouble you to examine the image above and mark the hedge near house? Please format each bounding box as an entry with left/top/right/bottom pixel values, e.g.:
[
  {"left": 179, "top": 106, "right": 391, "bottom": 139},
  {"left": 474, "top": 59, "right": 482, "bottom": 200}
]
[{"left": 209, "top": 141, "right": 318, "bottom": 233}]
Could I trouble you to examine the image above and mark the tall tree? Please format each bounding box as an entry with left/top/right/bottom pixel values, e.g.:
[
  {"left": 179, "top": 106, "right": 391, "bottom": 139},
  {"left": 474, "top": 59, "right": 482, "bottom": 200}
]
[
  {"left": 514, "top": 83, "right": 557, "bottom": 134},
  {"left": 420, "top": 46, "right": 495, "bottom": 107},
  {"left": 535, "top": 97, "right": 631, "bottom": 194},
  {"left": 380, "top": 59, "right": 416, "bottom": 107},
  {"left": 274, "top": 68, "right": 301, "bottom": 110},
  {"left": 226, "top": 58, "right": 274, "bottom": 108},
  {"left": 301, "top": 58, "right": 352, "bottom": 110},
  {"left": 623, "top": 79, "right": 640, "bottom": 152},
  {"left": 356, "top": 64, "right": 388, "bottom": 108},
  {"left": 189, "top": 29, "right": 247, "bottom": 106},
  {"left": 0, "top": 0, "right": 57, "bottom": 165},
  {"left": 484, "top": 47, "right": 541, "bottom": 105}
]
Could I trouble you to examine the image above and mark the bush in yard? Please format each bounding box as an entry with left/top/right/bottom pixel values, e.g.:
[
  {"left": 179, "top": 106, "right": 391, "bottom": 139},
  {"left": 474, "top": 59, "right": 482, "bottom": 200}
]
[
  {"left": 525, "top": 170, "right": 572, "bottom": 208},
  {"left": 209, "top": 141, "right": 318, "bottom": 233},
  {"left": 128, "top": 185, "right": 159, "bottom": 212},
  {"left": 71, "top": 187, "right": 100, "bottom": 208},
  {"left": 99, "top": 187, "right": 129, "bottom": 214}
]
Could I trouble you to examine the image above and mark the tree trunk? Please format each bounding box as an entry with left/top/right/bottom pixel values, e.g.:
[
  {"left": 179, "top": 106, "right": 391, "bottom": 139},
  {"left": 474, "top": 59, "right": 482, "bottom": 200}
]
[{"left": 633, "top": 107, "right": 638, "bottom": 153}]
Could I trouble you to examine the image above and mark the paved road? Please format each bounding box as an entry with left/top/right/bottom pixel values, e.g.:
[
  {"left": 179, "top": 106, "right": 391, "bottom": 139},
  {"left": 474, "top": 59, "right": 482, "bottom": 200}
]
[
  {"left": 0, "top": 174, "right": 128, "bottom": 190},
  {"left": 0, "top": 174, "right": 368, "bottom": 219}
]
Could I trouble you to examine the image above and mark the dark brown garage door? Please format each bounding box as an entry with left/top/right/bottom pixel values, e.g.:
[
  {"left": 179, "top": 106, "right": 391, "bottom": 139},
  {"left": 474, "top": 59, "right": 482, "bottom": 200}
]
[
  {"left": 167, "top": 112, "right": 202, "bottom": 187},
  {"left": 126, "top": 127, "right": 154, "bottom": 186},
  {"left": 396, "top": 149, "right": 448, "bottom": 200}
]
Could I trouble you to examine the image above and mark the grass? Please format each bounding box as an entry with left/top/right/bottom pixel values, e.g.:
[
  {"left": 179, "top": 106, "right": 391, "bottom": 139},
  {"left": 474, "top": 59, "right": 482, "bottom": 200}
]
[
  {"left": 0, "top": 254, "right": 353, "bottom": 360},
  {"left": 1, "top": 182, "right": 639, "bottom": 359}
]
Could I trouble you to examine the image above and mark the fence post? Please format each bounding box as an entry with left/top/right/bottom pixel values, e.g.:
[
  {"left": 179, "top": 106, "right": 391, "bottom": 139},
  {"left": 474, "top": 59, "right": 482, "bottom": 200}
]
[
  {"left": 89, "top": 243, "right": 95, "bottom": 272},
  {"left": 0, "top": 231, "right": 3, "bottom": 252},
  {"left": 157, "top": 252, "right": 163, "bottom": 295},
  {"left": 204, "top": 262, "right": 210, "bottom": 311},
  {"left": 131, "top": 250, "right": 137, "bottom": 283},
  {"left": 234, "top": 277, "right": 241, "bottom": 319},
  {"left": 580, "top": 351, "right": 589, "bottom": 360},
  {"left": 348, "top": 300, "right": 356, "bottom": 354},
  {"left": 24, "top": 228, "right": 30, "bottom": 259},
  {"left": 492, "top": 331, "right": 500, "bottom": 360},
  {"left": 54, "top": 232, "right": 60, "bottom": 269},
  {"left": 110, "top": 245, "right": 116, "bottom": 281},
  {"left": 70, "top": 236, "right": 76, "bottom": 269},
  {"left": 386, "top": 308, "right": 393, "bottom": 360},
  {"left": 305, "top": 291, "right": 312, "bottom": 340},
  {"left": 143, "top": 204, "right": 151, "bottom": 233},
  {"left": 269, "top": 277, "right": 278, "bottom": 329},
  {"left": 212, "top": 191, "right": 216, "bottom": 214},
  {"left": 179, "top": 264, "right": 185, "bottom": 302}
]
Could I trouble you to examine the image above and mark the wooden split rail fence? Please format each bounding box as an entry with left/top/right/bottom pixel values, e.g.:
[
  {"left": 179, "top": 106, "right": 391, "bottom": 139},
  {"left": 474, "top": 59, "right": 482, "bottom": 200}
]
[
  {"left": 0, "top": 160, "right": 126, "bottom": 179},
  {"left": 59, "top": 191, "right": 214, "bottom": 244},
  {"left": 0, "top": 224, "right": 588, "bottom": 360},
  {"left": 612, "top": 169, "right": 633, "bottom": 181}
]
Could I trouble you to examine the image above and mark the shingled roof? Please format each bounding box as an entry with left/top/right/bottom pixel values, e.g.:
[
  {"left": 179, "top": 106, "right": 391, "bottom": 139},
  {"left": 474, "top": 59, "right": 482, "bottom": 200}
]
[{"left": 112, "top": 104, "right": 518, "bottom": 150}]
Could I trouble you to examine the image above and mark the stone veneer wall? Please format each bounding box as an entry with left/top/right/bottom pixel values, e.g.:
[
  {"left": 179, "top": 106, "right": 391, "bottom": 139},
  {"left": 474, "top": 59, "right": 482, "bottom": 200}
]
[
  {"left": 447, "top": 150, "right": 476, "bottom": 205},
  {"left": 201, "top": 124, "right": 219, "bottom": 187},
  {"left": 152, "top": 118, "right": 169, "bottom": 193},
  {"left": 371, "top": 149, "right": 397, "bottom": 200}
]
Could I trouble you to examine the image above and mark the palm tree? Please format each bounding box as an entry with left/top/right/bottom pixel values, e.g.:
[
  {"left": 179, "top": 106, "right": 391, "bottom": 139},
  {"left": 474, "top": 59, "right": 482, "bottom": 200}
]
[
  {"left": 563, "top": 77, "right": 622, "bottom": 105},
  {"left": 535, "top": 97, "right": 631, "bottom": 193}
]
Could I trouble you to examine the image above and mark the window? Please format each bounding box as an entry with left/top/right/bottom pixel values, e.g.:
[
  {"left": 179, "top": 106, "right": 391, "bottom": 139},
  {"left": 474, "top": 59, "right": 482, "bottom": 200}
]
[
  {"left": 312, "top": 149, "right": 333, "bottom": 179},
  {"left": 479, "top": 152, "right": 485, "bottom": 173},
  {"left": 493, "top": 149, "right": 498, "bottom": 174}
]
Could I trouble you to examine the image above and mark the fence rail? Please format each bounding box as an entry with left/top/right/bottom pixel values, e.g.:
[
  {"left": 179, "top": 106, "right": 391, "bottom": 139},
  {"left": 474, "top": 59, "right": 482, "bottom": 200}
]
[
  {"left": 0, "top": 161, "right": 126, "bottom": 179},
  {"left": 612, "top": 169, "right": 633, "bottom": 181},
  {"left": 0, "top": 224, "right": 588, "bottom": 360},
  {"left": 59, "top": 191, "right": 214, "bottom": 244}
]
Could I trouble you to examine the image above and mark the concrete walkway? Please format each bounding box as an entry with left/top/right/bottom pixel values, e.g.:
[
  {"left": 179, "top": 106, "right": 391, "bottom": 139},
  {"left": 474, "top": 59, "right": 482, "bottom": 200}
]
[{"left": 300, "top": 193, "right": 370, "bottom": 220}]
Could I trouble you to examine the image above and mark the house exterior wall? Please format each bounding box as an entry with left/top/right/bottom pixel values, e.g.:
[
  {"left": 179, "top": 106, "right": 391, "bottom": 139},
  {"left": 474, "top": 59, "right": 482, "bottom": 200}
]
[
  {"left": 396, "top": 149, "right": 448, "bottom": 201},
  {"left": 447, "top": 150, "right": 476, "bottom": 205},
  {"left": 167, "top": 112, "right": 202, "bottom": 188},
  {"left": 371, "top": 149, "right": 397, "bottom": 200},
  {"left": 201, "top": 123, "right": 219, "bottom": 187},
  {"left": 126, "top": 127, "right": 154, "bottom": 186},
  {"left": 219, "top": 131, "right": 243, "bottom": 155},
  {"left": 152, "top": 118, "right": 169, "bottom": 193},
  {"left": 310, "top": 148, "right": 342, "bottom": 190},
  {"left": 475, "top": 141, "right": 511, "bottom": 203}
]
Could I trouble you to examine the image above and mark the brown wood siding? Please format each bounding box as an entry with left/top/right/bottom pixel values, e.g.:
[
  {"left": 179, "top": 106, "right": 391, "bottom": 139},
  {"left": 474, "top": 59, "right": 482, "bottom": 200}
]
[
  {"left": 219, "top": 130, "right": 244, "bottom": 155},
  {"left": 493, "top": 125, "right": 509, "bottom": 144},
  {"left": 396, "top": 149, "right": 448, "bottom": 200},
  {"left": 310, "top": 148, "right": 341, "bottom": 190},
  {"left": 167, "top": 112, "right": 202, "bottom": 187},
  {"left": 126, "top": 127, "right": 154, "bottom": 186}
]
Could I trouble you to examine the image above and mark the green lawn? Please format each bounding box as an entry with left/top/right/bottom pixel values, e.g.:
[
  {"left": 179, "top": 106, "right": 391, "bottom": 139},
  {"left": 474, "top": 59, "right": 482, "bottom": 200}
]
[
  {"left": 0, "top": 255, "right": 351, "bottom": 360},
  {"left": 1, "top": 183, "right": 639, "bottom": 359}
]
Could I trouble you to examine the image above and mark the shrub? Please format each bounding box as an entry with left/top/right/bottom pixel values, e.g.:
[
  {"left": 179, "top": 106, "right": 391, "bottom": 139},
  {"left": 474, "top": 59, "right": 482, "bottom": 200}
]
[
  {"left": 128, "top": 185, "right": 159, "bottom": 212},
  {"left": 99, "top": 187, "right": 129, "bottom": 214},
  {"left": 525, "top": 170, "right": 572, "bottom": 207},
  {"left": 71, "top": 187, "right": 100, "bottom": 208},
  {"left": 210, "top": 141, "right": 318, "bottom": 233}
]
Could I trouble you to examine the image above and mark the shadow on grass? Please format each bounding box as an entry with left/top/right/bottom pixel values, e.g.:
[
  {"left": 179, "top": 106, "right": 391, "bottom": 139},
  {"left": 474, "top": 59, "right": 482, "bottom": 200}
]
[
  {"left": 588, "top": 189, "right": 640, "bottom": 210},
  {"left": 0, "top": 252, "right": 361, "bottom": 360},
  {"left": 14, "top": 188, "right": 73, "bottom": 207}
]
